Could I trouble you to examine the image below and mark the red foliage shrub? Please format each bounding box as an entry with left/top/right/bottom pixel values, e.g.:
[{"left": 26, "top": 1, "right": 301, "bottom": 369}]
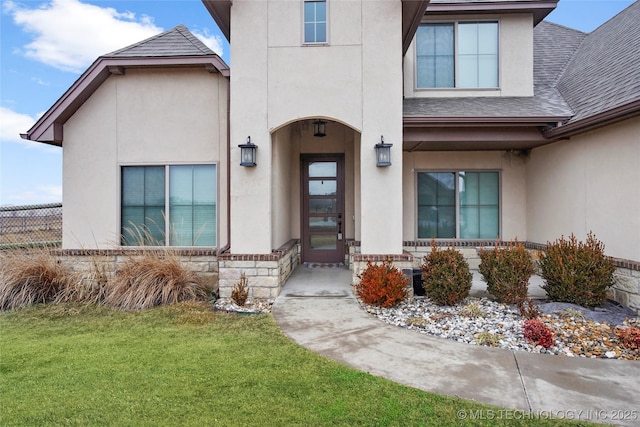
[
  {"left": 523, "top": 319, "right": 555, "bottom": 349},
  {"left": 615, "top": 327, "right": 640, "bottom": 350},
  {"left": 354, "top": 259, "right": 409, "bottom": 308}
]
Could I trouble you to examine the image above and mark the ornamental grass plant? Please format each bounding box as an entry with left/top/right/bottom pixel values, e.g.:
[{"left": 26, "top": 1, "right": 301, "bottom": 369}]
[
  {"left": 0, "top": 249, "right": 76, "bottom": 310},
  {"left": 105, "top": 251, "right": 208, "bottom": 311}
]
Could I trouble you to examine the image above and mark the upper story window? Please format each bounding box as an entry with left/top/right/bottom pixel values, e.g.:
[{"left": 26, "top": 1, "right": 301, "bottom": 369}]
[
  {"left": 304, "top": 0, "right": 327, "bottom": 44},
  {"left": 416, "top": 21, "right": 498, "bottom": 89}
]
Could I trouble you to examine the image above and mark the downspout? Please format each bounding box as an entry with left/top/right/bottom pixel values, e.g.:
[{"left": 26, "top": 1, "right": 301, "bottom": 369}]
[{"left": 218, "top": 76, "right": 232, "bottom": 255}]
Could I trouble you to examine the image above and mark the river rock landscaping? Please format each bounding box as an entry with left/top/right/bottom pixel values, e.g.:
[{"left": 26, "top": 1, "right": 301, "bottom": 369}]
[{"left": 360, "top": 297, "right": 639, "bottom": 361}]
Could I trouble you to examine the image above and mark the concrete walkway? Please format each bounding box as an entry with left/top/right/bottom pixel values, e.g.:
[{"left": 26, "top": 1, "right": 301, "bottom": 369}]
[{"left": 272, "top": 266, "right": 640, "bottom": 426}]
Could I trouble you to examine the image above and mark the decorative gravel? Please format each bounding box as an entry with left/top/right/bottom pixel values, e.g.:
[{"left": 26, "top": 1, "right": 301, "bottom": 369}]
[
  {"left": 213, "top": 298, "right": 274, "bottom": 314},
  {"left": 360, "top": 297, "right": 639, "bottom": 360}
]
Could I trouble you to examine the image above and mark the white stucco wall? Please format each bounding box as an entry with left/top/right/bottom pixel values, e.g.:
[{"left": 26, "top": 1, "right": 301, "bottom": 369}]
[
  {"left": 230, "top": 0, "right": 404, "bottom": 254},
  {"left": 402, "top": 150, "right": 528, "bottom": 241},
  {"left": 63, "top": 67, "right": 229, "bottom": 249},
  {"left": 403, "top": 13, "right": 534, "bottom": 97},
  {"left": 526, "top": 119, "right": 640, "bottom": 261}
]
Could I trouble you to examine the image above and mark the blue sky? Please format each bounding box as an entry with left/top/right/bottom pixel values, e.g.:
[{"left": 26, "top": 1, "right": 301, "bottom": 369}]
[{"left": 0, "top": 0, "right": 635, "bottom": 206}]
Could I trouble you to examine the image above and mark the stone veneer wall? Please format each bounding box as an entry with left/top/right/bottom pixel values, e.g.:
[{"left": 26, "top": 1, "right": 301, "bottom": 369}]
[
  {"left": 349, "top": 240, "right": 639, "bottom": 314},
  {"left": 51, "top": 248, "right": 219, "bottom": 291},
  {"left": 217, "top": 239, "right": 300, "bottom": 299}
]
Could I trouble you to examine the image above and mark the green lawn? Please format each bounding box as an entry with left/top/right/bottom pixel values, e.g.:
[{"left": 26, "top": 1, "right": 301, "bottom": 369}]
[{"left": 0, "top": 303, "right": 591, "bottom": 426}]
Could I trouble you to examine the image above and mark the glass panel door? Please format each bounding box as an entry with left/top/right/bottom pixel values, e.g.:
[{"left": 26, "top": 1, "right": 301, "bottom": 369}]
[{"left": 302, "top": 156, "right": 344, "bottom": 263}]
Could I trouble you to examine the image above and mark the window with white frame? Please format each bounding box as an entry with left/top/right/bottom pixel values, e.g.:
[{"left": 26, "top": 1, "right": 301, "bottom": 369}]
[
  {"left": 416, "top": 21, "right": 498, "bottom": 88},
  {"left": 121, "top": 165, "right": 217, "bottom": 246},
  {"left": 417, "top": 171, "right": 499, "bottom": 239},
  {"left": 304, "top": 0, "right": 327, "bottom": 44}
]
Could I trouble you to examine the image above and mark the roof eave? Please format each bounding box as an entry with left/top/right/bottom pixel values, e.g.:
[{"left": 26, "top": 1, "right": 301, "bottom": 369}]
[
  {"left": 425, "top": 0, "right": 558, "bottom": 25},
  {"left": 543, "top": 100, "right": 640, "bottom": 140},
  {"left": 21, "top": 55, "right": 230, "bottom": 145},
  {"left": 403, "top": 115, "right": 569, "bottom": 127},
  {"left": 202, "top": 0, "right": 232, "bottom": 42},
  {"left": 403, "top": 0, "right": 431, "bottom": 55}
]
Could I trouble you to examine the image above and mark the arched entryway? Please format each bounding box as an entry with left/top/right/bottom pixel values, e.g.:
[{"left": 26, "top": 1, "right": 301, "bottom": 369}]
[{"left": 270, "top": 118, "right": 360, "bottom": 265}]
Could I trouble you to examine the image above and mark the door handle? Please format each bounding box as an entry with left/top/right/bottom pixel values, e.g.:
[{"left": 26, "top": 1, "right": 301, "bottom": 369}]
[{"left": 338, "top": 213, "right": 342, "bottom": 240}]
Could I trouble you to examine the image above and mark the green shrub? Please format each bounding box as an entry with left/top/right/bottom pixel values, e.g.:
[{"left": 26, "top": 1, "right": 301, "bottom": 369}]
[
  {"left": 354, "top": 259, "right": 409, "bottom": 307},
  {"left": 478, "top": 240, "right": 535, "bottom": 304},
  {"left": 539, "top": 232, "right": 615, "bottom": 308},
  {"left": 420, "top": 241, "right": 472, "bottom": 306}
]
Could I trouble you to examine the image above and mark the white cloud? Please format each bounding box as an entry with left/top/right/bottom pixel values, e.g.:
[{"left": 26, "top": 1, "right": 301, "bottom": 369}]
[
  {"left": 192, "top": 29, "right": 224, "bottom": 57},
  {"left": 0, "top": 106, "right": 36, "bottom": 145},
  {"left": 4, "top": 0, "right": 162, "bottom": 73}
]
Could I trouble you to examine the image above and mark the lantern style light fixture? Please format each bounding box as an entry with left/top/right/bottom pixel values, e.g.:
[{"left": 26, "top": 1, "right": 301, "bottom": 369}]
[
  {"left": 313, "top": 119, "right": 327, "bottom": 137},
  {"left": 375, "top": 135, "right": 392, "bottom": 167},
  {"left": 239, "top": 136, "right": 257, "bottom": 167}
]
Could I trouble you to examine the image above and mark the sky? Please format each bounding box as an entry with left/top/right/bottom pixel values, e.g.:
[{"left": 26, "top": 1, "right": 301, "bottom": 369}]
[{"left": 0, "top": 0, "right": 636, "bottom": 206}]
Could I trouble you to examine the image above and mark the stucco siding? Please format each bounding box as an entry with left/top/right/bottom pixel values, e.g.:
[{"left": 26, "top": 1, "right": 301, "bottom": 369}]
[
  {"left": 62, "top": 68, "right": 228, "bottom": 249},
  {"left": 63, "top": 79, "right": 119, "bottom": 248},
  {"left": 402, "top": 150, "right": 528, "bottom": 241},
  {"left": 230, "top": 0, "right": 404, "bottom": 255},
  {"left": 404, "top": 13, "right": 534, "bottom": 98},
  {"left": 527, "top": 118, "right": 640, "bottom": 261}
]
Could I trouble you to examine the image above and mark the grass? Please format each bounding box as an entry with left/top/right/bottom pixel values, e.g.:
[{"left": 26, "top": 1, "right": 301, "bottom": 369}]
[{"left": 0, "top": 303, "right": 593, "bottom": 427}]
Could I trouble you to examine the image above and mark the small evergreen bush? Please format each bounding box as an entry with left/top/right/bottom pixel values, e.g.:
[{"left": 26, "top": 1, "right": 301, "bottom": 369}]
[
  {"left": 354, "top": 259, "right": 409, "bottom": 307},
  {"left": 523, "top": 319, "right": 554, "bottom": 348},
  {"left": 478, "top": 240, "right": 535, "bottom": 304},
  {"left": 421, "top": 241, "right": 472, "bottom": 306},
  {"left": 539, "top": 232, "right": 615, "bottom": 308}
]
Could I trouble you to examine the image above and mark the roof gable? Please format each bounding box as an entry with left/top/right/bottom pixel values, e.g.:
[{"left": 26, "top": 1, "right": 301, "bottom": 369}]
[
  {"left": 106, "top": 24, "right": 216, "bottom": 57},
  {"left": 22, "top": 25, "right": 229, "bottom": 146}
]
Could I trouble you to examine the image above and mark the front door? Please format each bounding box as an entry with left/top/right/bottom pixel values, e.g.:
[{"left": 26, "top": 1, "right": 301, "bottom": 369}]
[{"left": 301, "top": 155, "right": 344, "bottom": 263}]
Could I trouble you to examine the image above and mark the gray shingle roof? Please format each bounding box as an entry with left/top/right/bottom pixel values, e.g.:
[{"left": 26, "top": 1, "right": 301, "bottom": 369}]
[
  {"left": 403, "top": 89, "right": 572, "bottom": 119},
  {"left": 556, "top": 1, "right": 640, "bottom": 123},
  {"left": 105, "top": 24, "right": 216, "bottom": 57},
  {"left": 533, "top": 21, "right": 586, "bottom": 88}
]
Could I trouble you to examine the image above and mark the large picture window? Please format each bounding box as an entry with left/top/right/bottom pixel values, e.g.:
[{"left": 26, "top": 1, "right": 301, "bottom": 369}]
[
  {"left": 417, "top": 171, "right": 499, "bottom": 239},
  {"left": 416, "top": 21, "right": 498, "bottom": 88},
  {"left": 121, "top": 165, "right": 217, "bottom": 246},
  {"left": 304, "top": 0, "right": 327, "bottom": 44}
]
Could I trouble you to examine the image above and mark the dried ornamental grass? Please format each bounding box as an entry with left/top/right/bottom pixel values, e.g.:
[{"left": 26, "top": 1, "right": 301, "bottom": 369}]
[
  {"left": 0, "top": 249, "right": 76, "bottom": 310},
  {"left": 105, "top": 253, "right": 207, "bottom": 311}
]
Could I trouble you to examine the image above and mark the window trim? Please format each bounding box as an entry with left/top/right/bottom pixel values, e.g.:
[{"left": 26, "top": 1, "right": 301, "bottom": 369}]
[
  {"left": 414, "top": 19, "right": 500, "bottom": 90},
  {"left": 302, "top": 0, "right": 329, "bottom": 45},
  {"left": 415, "top": 169, "right": 502, "bottom": 240},
  {"left": 119, "top": 162, "right": 219, "bottom": 248}
]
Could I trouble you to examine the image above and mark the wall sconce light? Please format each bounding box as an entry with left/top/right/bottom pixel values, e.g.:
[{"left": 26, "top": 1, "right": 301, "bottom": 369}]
[
  {"left": 375, "top": 135, "right": 392, "bottom": 167},
  {"left": 313, "top": 119, "right": 327, "bottom": 137},
  {"left": 239, "top": 136, "right": 257, "bottom": 167}
]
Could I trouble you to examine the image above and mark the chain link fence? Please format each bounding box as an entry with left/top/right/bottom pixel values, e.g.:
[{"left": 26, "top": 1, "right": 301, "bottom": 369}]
[{"left": 0, "top": 203, "right": 62, "bottom": 248}]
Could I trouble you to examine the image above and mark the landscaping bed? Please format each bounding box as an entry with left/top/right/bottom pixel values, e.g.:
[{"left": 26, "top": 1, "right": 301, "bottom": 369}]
[{"left": 360, "top": 297, "right": 639, "bottom": 360}]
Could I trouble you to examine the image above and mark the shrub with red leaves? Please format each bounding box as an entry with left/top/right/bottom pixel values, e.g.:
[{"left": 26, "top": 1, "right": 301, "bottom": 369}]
[
  {"left": 523, "top": 318, "right": 555, "bottom": 349},
  {"left": 615, "top": 327, "right": 640, "bottom": 350},
  {"left": 354, "top": 259, "right": 409, "bottom": 308}
]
